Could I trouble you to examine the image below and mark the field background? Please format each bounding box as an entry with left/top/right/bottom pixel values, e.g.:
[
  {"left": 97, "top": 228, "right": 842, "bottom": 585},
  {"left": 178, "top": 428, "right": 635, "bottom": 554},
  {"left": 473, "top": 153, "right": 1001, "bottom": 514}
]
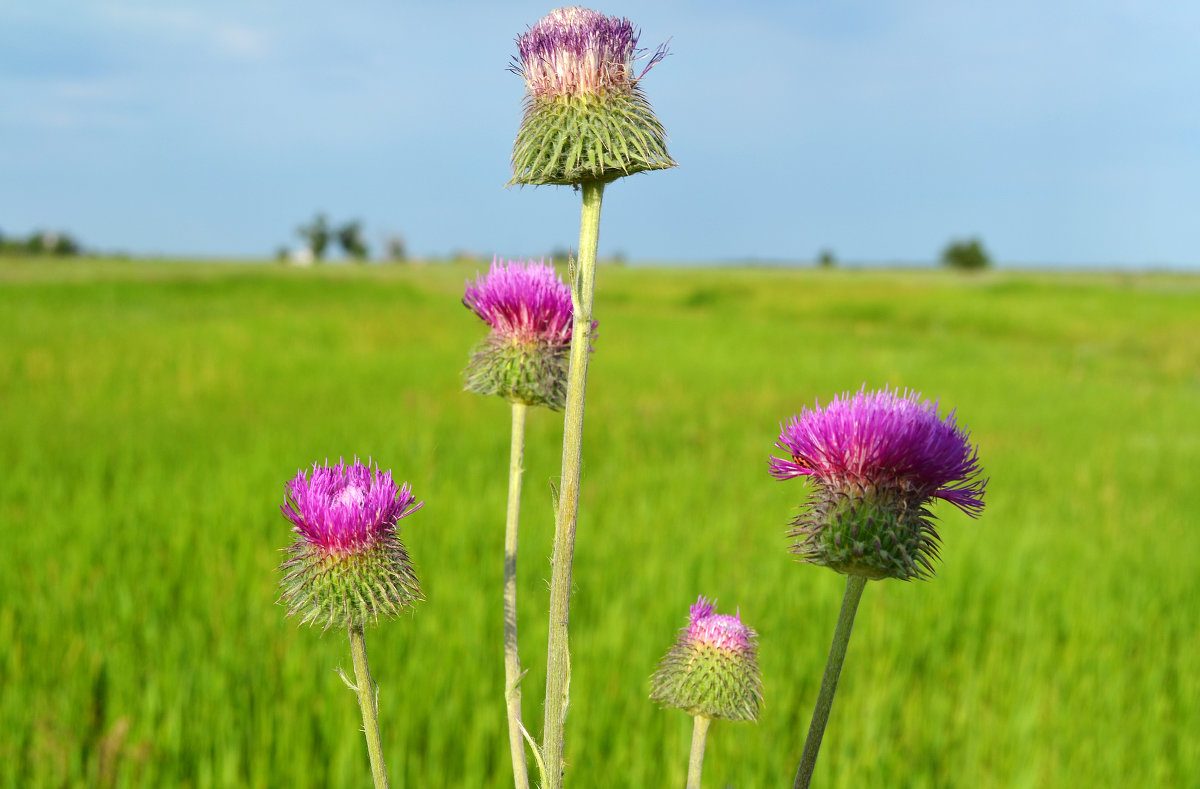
[{"left": 2, "top": 258, "right": 1198, "bottom": 788}]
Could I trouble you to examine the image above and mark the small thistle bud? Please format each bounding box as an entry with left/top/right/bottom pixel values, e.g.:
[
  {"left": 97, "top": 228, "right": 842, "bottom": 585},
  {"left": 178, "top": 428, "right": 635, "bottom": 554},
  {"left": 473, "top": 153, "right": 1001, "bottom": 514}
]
[
  {"left": 278, "top": 458, "right": 423, "bottom": 630},
  {"left": 510, "top": 6, "right": 676, "bottom": 186},
  {"left": 462, "top": 256, "right": 590, "bottom": 410},
  {"left": 770, "top": 387, "right": 987, "bottom": 581},
  {"left": 650, "top": 597, "right": 763, "bottom": 722}
]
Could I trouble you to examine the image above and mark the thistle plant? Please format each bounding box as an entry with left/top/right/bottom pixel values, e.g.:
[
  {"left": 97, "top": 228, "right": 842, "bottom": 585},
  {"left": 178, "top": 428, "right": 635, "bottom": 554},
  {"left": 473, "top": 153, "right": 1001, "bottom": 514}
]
[
  {"left": 651, "top": 597, "right": 762, "bottom": 789},
  {"left": 278, "top": 458, "right": 424, "bottom": 789},
  {"left": 770, "top": 388, "right": 986, "bottom": 789},
  {"left": 509, "top": 8, "right": 674, "bottom": 787},
  {"left": 462, "top": 257, "right": 583, "bottom": 789}
]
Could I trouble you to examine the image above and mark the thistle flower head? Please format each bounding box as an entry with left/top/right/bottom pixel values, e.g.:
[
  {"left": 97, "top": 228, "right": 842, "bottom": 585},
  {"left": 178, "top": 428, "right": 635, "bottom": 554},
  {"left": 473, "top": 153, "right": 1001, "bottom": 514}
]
[
  {"left": 770, "top": 387, "right": 986, "bottom": 581},
  {"left": 650, "top": 596, "right": 762, "bottom": 722},
  {"left": 464, "top": 256, "right": 574, "bottom": 345},
  {"left": 515, "top": 7, "right": 659, "bottom": 98},
  {"left": 278, "top": 458, "right": 423, "bottom": 630},
  {"left": 462, "top": 256, "right": 588, "bottom": 410},
  {"left": 510, "top": 7, "right": 675, "bottom": 186}
]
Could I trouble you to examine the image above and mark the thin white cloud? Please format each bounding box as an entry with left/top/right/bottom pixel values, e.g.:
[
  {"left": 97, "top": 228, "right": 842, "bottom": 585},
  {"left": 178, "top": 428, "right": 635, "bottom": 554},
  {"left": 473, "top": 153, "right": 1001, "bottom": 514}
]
[
  {"left": 98, "top": 2, "right": 272, "bottom": 61},
  {"left": 0, "top": 75, "right": 141, "bottom": 132},
  {"left": 212, "top": 24, "right": 269, "bottom": 60}
]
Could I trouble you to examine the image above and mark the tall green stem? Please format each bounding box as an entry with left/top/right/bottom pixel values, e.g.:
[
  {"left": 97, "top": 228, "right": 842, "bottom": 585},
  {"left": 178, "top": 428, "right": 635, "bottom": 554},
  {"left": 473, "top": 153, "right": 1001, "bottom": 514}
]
[
  {"left": 349, "top": 623, "right": 391, "bottom": 789},
  {"left": 542, "top": 179, "right": 605, "bottom": 789},
  {"left": 686, "top": 714, "right": 712, "bottom": 789},
  {"left": 504, "top": 402, "right": 531, "bottom": 789},
  {"left": 792, "top": 574, "right": 868, "bottom": 789}
]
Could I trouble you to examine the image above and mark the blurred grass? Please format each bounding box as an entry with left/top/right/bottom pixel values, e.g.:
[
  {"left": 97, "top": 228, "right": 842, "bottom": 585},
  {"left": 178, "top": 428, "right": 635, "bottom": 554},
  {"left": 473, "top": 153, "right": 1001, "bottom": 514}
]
[{"left": 1, "top": 258, "right": 1198, "bottom": 787}]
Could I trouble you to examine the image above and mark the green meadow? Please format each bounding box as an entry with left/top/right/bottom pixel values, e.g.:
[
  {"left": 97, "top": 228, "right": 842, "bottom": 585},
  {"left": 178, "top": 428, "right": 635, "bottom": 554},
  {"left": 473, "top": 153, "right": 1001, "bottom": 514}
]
[{"left": 2, "top": 258, "right": 1198, "bottom": 788}]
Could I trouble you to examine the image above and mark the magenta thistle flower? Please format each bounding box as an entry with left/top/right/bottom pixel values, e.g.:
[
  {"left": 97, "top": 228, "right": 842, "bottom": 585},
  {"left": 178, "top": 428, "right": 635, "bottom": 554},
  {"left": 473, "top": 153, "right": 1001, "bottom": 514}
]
[
  {"left": 770, "top": 387, "right": 986, "bottom": 581},
  {"left": 463, "top": 256, "right": 589, "bottom": 410},
  {"left": 279, "top": 458, "right": 423, "bottom": 629},
  {"left": 650, "top": 596, "right": 763, "bottom": 722},
  {"left": 464, "top": 256, "right": 574, "bottom": 345},
  {"left": 510, "top": 7, "right": 674, "bottom": 186}
]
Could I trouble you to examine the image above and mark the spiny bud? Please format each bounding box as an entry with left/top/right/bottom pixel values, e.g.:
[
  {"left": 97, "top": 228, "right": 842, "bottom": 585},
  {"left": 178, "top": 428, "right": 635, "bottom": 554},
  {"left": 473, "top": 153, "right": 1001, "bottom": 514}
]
[
  {"left": 770, "top": 386, "right": 987, "bottom": 581},
  {"left": 510, "top": 7, "right": 675, "bottom": 186},
  {"left": 278, "top": 458, "right": 422, "bottom": 630},
  {"left": 650, "top": 596, "right": 763, "bottom": 722}
]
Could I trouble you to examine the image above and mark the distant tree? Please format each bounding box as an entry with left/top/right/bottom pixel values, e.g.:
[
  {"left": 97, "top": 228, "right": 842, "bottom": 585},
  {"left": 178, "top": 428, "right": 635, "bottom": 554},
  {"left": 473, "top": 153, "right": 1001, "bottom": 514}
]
[
  {"left": 549, "top": 246, "right": 572, "bottom": 264},
  {"left": 336, "top": 220, "right": 370, "bottom": 261},
  {"left": 50, "top": 233, "right": 80, "bottom": 256},
  {"left": 297, "top": 213, "right": 331, "bottom": 261},
  {"left": 1, "top": 229, "right": 81, "bottom": 257},
  {"left": 383, "top": 235, "right": 408, "bottom": 263},
  {"left": 941, "top": 237, "right": 991, "bottom": 271},
  {"left": 817, "top": 248, "right": 837, "bottom": 268},
  {"left": 275, "top": 246, "right": 290, "bottom": 263},
  {"left": 25, "top": 232, "right": 48, "bottom": 255}
]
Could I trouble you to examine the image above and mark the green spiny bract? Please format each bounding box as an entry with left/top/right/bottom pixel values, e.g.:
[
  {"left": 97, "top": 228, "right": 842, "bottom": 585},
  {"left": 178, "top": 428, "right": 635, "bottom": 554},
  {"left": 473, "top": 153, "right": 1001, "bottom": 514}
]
[
  {"left": 790, "top": 485, "right": 941, "bottom": 581},
  {"left": 510, "top": 90, "right": 675, "bottom": 186},
  {"left": 279, "top": 532, "right": 422, "bottom": 630},
  {"left": 463, "top": 334, "right": 570, "bottom": 410}
]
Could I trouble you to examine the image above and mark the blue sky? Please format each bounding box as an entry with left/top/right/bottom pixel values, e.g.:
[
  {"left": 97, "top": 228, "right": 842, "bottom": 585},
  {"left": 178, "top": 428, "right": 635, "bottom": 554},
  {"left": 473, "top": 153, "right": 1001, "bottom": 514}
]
[{"left": 2, "top": 1, "right": 1198, "bottom": 266}]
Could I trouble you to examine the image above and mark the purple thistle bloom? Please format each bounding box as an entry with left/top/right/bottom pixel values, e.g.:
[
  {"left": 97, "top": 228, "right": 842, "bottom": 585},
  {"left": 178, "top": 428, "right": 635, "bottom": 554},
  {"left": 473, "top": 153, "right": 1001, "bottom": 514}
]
[
  {"left": 463, "top": 256, "right": 574, "bottom": 346},
  {"left": 279, "top": 458, "right": 423, "bottom": 629},
  {"left": 510, "top": 7, "right": 674, "bottom": 186},
  {"left": 770, "top": 387, "right": 986, "bottom": 514},
  {"left": 514, "top": 7, "right": 666, "bottom": 99},
  {"left": 650, "top": 596, "right": 763, "bottom": 722},
  {"left": 462, "top": 256, "right": 589, "bottom": 410},
  {"left": 770, "top": 387, "right": 986, "bottom": 580}
]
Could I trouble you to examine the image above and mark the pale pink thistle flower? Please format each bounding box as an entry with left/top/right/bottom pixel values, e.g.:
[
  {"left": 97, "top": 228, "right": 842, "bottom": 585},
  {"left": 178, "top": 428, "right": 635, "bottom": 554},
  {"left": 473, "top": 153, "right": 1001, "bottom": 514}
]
[
  {"left": 278, "top": 458, "right": 423, "bottom": 629},
  {"left": 518, "top": 7, "right": 648, "bottom": 97},
  {"left": 650, "top": 596, "right": 763, "bottom": 722}
]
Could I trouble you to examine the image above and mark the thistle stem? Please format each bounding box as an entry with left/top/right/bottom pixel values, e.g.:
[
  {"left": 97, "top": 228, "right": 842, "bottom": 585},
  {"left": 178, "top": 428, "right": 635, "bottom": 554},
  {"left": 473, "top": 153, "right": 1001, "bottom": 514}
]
[
  {"left": 542, "top": 179, "right": 605, "bottom": 789},
  {"left": 686, "top": 714, "right": 712, "bottom": 789},
  {"left": 349, "top": 623, "right": 391, "bottom": 789},
  {"left": 792, "top": 574, "right": 868, "bottom": 789},
  {"left": 504, "top": 401, "right": 531, "bottom": 789}
]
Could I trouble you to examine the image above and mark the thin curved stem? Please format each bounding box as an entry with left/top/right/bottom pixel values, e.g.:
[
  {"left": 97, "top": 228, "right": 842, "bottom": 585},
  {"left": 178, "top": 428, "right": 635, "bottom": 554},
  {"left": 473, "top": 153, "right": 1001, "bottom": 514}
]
[
  {"left": 686, "top": 714, "right": 712, "bottom": 789},
  {"left": 349, "top": 623, "right": 391, "bottom": 789},
  {"left": 504, "top": 401, "right": 531, "bottom": 789},
  {"left": 793, "top": 574, "right": 868, "bottom": 789},
  {"left": 541, "top": 180, "right": 605, "bottom": 789}
]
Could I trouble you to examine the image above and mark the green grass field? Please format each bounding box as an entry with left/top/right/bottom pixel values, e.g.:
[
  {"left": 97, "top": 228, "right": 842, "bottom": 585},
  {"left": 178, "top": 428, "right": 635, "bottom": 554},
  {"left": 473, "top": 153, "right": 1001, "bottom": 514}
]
[{"left": 2, "top": 258, "right": 1198, "bottom": 788}]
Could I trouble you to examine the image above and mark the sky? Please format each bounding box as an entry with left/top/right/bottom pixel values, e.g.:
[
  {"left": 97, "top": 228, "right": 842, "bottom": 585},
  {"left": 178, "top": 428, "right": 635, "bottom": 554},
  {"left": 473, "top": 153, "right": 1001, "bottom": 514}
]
[{"left": 2, "top": 1, "right": 1198, "bottom": 267}]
